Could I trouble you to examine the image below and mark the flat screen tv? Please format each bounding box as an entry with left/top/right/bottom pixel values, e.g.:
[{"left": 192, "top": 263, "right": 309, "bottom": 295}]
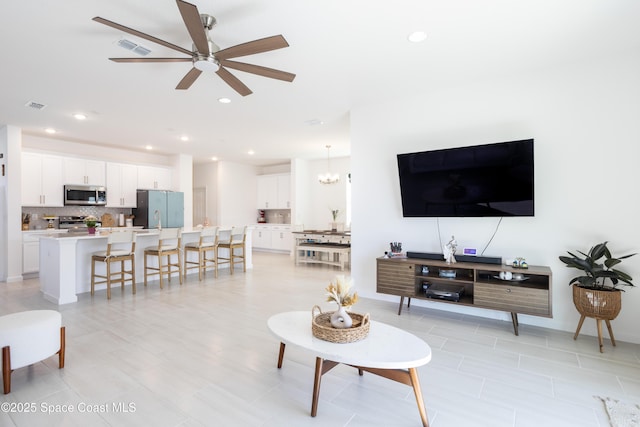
[{"left": 397, "top": 139, "right": 534, "bottom": 217}]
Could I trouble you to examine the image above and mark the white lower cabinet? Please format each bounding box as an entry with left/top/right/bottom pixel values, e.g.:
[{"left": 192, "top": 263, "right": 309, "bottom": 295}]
[
  {"left": 22, "top": 230, "right": 68, "bottom": 274},
  {"left": 252, "top": 225, "right": 291, "bottom": 253}
]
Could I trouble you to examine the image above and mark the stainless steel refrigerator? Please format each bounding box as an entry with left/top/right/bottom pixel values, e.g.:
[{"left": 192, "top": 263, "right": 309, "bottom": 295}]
[{"left": 133, "top": 190, "right": 184, "bottom": 229}]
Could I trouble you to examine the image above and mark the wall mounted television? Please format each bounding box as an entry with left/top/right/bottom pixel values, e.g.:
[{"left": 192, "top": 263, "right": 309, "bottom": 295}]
[{"left": 397, "top": 139, "right": 534, "bottom": 217}]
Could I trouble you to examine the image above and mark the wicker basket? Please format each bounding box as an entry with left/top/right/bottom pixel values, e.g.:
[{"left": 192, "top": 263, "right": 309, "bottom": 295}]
[
  {"left": 572, "top": 284, "right": 622, "bottom": 320},
  {"left": 311, "top": 305, "right": 370, "bottom": 343}
]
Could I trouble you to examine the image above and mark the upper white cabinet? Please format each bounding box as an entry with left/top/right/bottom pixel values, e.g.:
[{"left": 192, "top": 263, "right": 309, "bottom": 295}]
[
  {"left": 277, "top": 174, "right": 291, "bottom": 209},
  {"left": 106, "top": 162, "right": 138, "bottom": 207},
  {"left": 138, "top": 165, "right": 172, "bottom": 190},
  {"left": 63, "top": 158, "right": 106, "bottom": 186},
  {"left": 21, "top": 152, "right": 64, "bottom": 207},
  {"left": 257, "top": 173, "right": 290, "bottom": 209}
]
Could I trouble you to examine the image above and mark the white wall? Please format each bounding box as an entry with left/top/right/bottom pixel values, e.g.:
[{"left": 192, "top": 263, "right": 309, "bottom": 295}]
[
  {"left": 193, "top": 162, "right": 218, "bottom": 226},
  {"left": 351, "top": 55, "right": 640, "bottom": 343},
  {"left": 0, "top": 126, "right": 23, "bottom": 282},
  {"left": 295, "top": 156, "right": 351, "bottom": 230},
  {"left": 216, "top": 161, "right": 258, "bottom": 227}
]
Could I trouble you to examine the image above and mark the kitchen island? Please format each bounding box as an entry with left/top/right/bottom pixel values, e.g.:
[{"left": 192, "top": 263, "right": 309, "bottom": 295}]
[{"left": 39, "top": 227, "right": 253, "bottom": 305}]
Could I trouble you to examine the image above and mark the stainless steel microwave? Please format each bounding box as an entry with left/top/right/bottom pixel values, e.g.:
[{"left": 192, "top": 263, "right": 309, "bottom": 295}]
[{"left": 64, "top": 185, "right": 107, "bottom": 206}]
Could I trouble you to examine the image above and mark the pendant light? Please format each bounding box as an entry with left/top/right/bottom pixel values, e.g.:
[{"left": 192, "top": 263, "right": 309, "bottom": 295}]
[{"left": 318, "top": 145, "right": 340, "bottom": 184}]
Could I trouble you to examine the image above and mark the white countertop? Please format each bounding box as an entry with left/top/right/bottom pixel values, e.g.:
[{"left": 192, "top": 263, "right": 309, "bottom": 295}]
[{"left": 37, "top": 227, "right": 222, "bottom": 240}]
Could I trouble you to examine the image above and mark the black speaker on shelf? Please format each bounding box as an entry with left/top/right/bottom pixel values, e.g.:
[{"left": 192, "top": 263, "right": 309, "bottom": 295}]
[
  {"left": 406, "top": 251, "right": 443, "bottom": 261},
  {"left": 406, "top": 251, "right": 502, "bottom": 265}
]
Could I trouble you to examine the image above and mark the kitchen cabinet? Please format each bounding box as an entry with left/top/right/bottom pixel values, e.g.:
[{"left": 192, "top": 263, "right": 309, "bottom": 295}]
[
  {"left": 106, "top": 162, "right": 138, "bottom": 207},
  {"left": 276, "top": 174, "right": 291, "bottom": 209},
  {"left": 253, "top": 225, "right": 272, "bottom": 249},
  {"left": 137, "top": 165, "right": 172, "bottom": 190},
  {"left": 22, "top": 230, "right": 68, "bottom": 274},
  {"left": 252, "top": 224, "right": 292, "bottom": 253},
  {"left": 257, "top": 173, "right": 290, "bottom": 209},
  {"left": 270, "top": 225, "right": 292, "bottom": 251},
  {"left": 21, "top": 152, "right": 64, "bottom": 207},
  {"left": 63, "top": 158, "right": 106, "bottom": 185}
]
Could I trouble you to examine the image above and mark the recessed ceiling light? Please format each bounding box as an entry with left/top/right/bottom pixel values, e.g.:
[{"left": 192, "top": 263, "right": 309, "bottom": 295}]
[
  {"left": 408, "top": 31, "right": 427, "bottom": 43},
  {"left": 247, "top": 150, "right": 255, "bottom": 155},
  {"left": 145, "top": 145, "right": 153, "bottom": 150},
  {"left": 45, "top": 128, "right": 56, "bottom": 134},
  {"left": 305, "top": 119, "right": 324, "bottom": 126},
  {"left": 218, "top": 97, "right": 231, "bottom": 104},
  {"left": 180, "top": 135, "right": 189, "bottom": 142},
  {"left": 73, "top": 113, "right": 87, "bottom": 120},
  {"left": 211, "top": 156, "right": 218, "bottom": 161}
]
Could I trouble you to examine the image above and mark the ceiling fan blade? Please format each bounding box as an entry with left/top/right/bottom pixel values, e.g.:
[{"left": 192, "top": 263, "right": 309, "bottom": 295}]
[
  {"left": 176, "top": 0, "right": 210, "bottom": 55},
  {"left": 219, "top": 60, "right": 295, "bottom": 82},
  {"left": 93, "top": 17, "right": 193, "bottom": 56},
  {"left": 216, "top": 67, "right": 252, "bottom": 96},
  {"left": 215, "top": 35, "right": 289, "bottom": 60},
  {"left": 176, "top": 67, "right": 202, "bottom": 90},
  {"left": 110, "top": 57, "right": 192, "bottom": 63}
]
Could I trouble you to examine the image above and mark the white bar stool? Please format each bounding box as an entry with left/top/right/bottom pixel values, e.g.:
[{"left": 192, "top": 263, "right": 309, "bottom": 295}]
[
  {"left": 90, "top": 230, "right": 137, "bottom": 299},
  {"left": 184, "top": 226, "right": 220, "bottom": 280},
  {"left": 144, "top": 228, "right": 182, "bottom": 288},
  {"left": 217, "top": 226, "right": 248, "bottom": 274}
]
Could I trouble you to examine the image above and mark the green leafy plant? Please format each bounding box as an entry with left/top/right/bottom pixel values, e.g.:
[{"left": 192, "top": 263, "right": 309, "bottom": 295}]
[
  {"left": 84, "top": 215, "right": 98, "bottom": 228},
  {"left": 558, "top": 242, "right": 635, "bottom": 290}
]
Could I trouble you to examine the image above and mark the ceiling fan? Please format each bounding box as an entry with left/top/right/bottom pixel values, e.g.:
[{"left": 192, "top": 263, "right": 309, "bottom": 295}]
[{"left": 93, "top": 0, "right": 295, "bottom": 96}]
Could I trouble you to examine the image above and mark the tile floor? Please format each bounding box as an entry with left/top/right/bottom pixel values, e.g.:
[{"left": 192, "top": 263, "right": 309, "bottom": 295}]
[{"left": 1, "top": 252, "right": 639, "bottom": 427}]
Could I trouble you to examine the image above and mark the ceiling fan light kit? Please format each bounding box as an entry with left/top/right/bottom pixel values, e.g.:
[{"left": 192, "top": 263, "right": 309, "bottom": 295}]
[{"left": 93, "top": 0, "right": 295, "bottom": 96}]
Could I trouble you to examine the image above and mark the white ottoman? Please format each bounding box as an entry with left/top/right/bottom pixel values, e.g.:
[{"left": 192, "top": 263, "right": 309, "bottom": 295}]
[{"left": 0, "top": 310, "right": 66, "bottom": 394}]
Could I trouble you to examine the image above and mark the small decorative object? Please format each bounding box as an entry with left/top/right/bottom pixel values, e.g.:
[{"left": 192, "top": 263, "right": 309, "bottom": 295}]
[
  {"left": 512, "top": 257, "right": 528, "bottom": 269},
  {"left": 389, "top": 242, "right": 402, "bottom": 256},
  {"left": 325, "top": 275, "right": 358, "bottom": 329},
  {"left": 421, "top": 266, "right": 430, "bottom": 275},
  {"left": 422, "top": 281, "right": 431, "bottom": 292},
  {"left": 311, "top": 306, "right": 370, "bottom": 343},
  {"left": 84, "top": 215, "right": 98, "bottom": 234},
  {"left": 443, "top": 235, "right": 458, "bottom": 264},
  {"left": 499, "top": 271, "right": 513, "bottom": 280},
  {"left": 329, "top": 209, "right": 340, "bottom": 231},
  {"left": 439, "top": 269, "right": 456, "bottom": 278},
  {"left": 331, "top": 305, "right": 352, "bottom": 328}
]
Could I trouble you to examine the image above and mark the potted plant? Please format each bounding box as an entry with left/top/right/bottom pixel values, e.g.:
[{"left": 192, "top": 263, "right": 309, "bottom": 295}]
[
  {"left": 558, "top": 241, "right": 635, "bottom": 352},
  {"left": 84, "top": 215, "right": 98, "bottom": 234},
  {"left": 330, "top": 209, "right": 340, "bottom": 232}
]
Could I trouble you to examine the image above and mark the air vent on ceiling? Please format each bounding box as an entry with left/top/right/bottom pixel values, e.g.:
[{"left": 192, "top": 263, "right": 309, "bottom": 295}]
[
  {"left": 25, "top": 101, "right": 47, "bottom": 110},
  {"left": 116, "top": 38, "right": 151, "bottom": 56}
]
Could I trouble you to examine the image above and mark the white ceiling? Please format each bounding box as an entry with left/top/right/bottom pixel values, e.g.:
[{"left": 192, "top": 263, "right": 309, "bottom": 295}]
[{"left": 1, "top": 0, "right": 639, "bottom": 166}]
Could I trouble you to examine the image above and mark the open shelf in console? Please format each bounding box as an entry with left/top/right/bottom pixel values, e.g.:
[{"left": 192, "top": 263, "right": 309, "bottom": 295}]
[{"left": 415, "top": 264, "right": 475, "bottom": 305}]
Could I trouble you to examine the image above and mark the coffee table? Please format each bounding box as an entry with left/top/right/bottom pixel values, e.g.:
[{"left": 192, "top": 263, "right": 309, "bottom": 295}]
[{"left": 267, "top": 311, "right": 432, "bottom": 426}]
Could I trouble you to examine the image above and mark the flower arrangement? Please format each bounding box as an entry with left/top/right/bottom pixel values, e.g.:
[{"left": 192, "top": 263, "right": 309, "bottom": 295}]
[
  {"left": 84, "top": 215, "right": 98, "bottom": 228},
  {"left": 325, "top": 275, "right": 358, "bottom": 308},
  {"left": 330, "top": 209, "right": 339, "bottom": 221}
]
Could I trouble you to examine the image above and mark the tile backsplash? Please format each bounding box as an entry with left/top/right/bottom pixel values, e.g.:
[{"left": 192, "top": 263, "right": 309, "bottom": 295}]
[{"left": 22, "top": 207, "right": 133, "bottom": 230}]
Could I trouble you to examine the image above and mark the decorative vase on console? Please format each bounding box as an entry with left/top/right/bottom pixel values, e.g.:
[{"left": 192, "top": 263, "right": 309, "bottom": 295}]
[
  {"left": 87, "top": 227, "right": 96, "bottom": 235},
  {"left": 325, "top": 275, "right": 358, "bottom": 329}
]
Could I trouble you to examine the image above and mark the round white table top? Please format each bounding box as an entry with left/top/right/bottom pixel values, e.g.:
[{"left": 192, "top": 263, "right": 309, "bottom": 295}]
[{"left": 267, "top": 311, "right": 432, "bottom": 369}]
